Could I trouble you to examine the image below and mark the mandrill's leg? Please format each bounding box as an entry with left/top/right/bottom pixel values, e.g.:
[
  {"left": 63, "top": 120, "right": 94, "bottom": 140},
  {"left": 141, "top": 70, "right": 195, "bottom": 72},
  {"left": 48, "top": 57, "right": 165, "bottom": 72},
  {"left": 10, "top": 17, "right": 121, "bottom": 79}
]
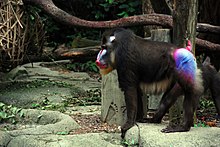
[
  {"left": 139, "top": 82, "right": 182, "bottom": 123},
  {"left": 136, "top": 87, "right": 144, "bottom": 121},
  {"left": 162, "top": 82, "right": 200, "bottom": 133},
  {"left": 152, "top": 83, "right": 183, "bottom": 123},
  {"left": 121, "top": 86, "right": 138, "bottom": 138}
]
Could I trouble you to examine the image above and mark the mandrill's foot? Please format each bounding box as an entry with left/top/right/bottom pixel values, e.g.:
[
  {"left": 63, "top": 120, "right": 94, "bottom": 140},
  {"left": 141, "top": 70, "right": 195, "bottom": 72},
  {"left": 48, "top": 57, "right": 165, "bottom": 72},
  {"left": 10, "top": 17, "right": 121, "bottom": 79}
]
[
  {"left": 161, "top": 125, "right": 190, "bottom": 133},
  {"left": 121, "top": 121, "right": 135, "bottom": 139}
]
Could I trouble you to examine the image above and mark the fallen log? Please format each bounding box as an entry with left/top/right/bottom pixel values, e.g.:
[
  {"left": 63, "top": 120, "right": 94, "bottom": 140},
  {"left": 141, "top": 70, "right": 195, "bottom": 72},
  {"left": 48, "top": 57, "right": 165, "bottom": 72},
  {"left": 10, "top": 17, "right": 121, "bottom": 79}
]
[{"left": 54, "top": 45, "right": 100, "bottom": 58}]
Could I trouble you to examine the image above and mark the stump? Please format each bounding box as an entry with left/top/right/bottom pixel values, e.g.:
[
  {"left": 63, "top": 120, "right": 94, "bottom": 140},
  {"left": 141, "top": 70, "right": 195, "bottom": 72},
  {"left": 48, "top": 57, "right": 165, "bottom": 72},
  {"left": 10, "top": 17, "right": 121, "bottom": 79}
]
[{"left": 100, "top": 70, "right": 126, "bottom": 125}]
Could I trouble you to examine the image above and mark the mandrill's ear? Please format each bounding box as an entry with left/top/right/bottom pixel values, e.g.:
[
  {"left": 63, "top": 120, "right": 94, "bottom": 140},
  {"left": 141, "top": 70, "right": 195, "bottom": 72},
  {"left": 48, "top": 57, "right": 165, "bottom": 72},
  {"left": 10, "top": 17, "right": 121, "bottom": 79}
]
[
  {"left": 99, "top": 67, "right": 114, "bottom": 75},
  {"left": 202, "top": 57, "right": 211, "bottom": 66}
]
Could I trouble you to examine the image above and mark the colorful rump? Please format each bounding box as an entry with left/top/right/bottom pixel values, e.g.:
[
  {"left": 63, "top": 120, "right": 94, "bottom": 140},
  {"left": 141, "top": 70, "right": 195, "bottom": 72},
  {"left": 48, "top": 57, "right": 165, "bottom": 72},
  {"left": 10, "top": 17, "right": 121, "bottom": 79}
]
[{"left": 173, "top": 41, "right": 197, "bottom": 83}]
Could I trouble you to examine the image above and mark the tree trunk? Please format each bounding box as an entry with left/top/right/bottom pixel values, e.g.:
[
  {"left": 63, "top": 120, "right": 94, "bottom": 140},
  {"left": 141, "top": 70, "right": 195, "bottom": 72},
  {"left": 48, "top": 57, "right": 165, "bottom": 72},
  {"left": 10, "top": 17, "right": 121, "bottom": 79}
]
[
  {"left": 142, "top": 0, "right": 157, "bottom": 37},
  {"left": 169, "top": 0, "right": 198, "bottom": 126}
]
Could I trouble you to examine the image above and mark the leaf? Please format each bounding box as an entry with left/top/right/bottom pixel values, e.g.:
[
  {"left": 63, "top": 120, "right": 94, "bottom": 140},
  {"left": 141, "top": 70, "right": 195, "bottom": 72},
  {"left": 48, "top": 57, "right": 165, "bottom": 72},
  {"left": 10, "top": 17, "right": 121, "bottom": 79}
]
[
  {"left": 119, "top": 4, "right": 129, "bottom": 9},
  {"left": 12, "top": 119, "right": 16, "bottom": 124},
  {"left": 12, "top": 107, "right": 21, "bottom": 114},
  {"left": 99, "top": 3, "right": 109, "bottom": 8},
  {"left": 32, "top": 103, "right": 40, "bottom": 108},
  {"left": 108, "top": 0, "right": 114, "bottom": 4},
  {"left": 128, "top": 7, "right": 135, "bottom": 13},
  {"left": 117, "top": 11, "right": 127, "bottom": 16},
  {"left": 19, "top": 111, "right": 24, "bottom": 117},
  {"left": 0, "top": 112, "right": 7, "bottom": 119},
  {"left": 0, "top": 103, "right": 5, "bottom": 108},
  {"left": 131, "top": 139, "right": 135, "bottom": 145},
  {"left": 92, "top": 66, "right": 98, "bottom": 72},
  {"left": 128, "top": 1, "right": 140, "bottom": 7},
  {"left": 57, "top": 131, "right": 69, "bottom": 135},
  {"left": 30, "top": 14, "right": 35, "bottom": 20}
]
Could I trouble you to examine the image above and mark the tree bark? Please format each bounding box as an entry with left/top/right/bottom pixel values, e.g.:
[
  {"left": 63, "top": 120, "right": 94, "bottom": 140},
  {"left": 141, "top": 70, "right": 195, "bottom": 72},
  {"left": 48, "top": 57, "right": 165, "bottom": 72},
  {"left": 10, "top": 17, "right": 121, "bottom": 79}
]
[
  {"left": 196, "top": 38, "right": 220, "bottom": 52},
  {"left": 142, "top": 0, "right": 158, "bottom": 37},
  {"left": 169, "top": 0, "right": 198, "bottom": 126}
]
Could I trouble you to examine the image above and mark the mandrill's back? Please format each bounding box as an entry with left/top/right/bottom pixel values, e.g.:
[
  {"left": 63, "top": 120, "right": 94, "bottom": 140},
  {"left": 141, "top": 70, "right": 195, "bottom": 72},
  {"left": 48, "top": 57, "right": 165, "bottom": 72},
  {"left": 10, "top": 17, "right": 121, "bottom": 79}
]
[{"left": 130, "top": 37, "right": 177, "bottom": 82}]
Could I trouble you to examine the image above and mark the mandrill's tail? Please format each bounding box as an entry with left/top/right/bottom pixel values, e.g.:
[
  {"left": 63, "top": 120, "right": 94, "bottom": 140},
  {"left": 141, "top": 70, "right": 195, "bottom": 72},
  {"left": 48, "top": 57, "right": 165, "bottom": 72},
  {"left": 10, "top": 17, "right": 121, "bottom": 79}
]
[{"left": 185, "top": 40, "right": 192, "bottom": 51}]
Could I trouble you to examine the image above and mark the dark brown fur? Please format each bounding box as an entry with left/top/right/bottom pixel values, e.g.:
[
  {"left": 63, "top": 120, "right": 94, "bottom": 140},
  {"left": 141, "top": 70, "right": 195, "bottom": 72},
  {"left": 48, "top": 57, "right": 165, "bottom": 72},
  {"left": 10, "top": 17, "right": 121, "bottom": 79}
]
[
  {"left": 96, "top": 28, "right": 202, "bottom": 138},
  {"left": 148, "top": 57, "right": 220, "bottom": 127}
]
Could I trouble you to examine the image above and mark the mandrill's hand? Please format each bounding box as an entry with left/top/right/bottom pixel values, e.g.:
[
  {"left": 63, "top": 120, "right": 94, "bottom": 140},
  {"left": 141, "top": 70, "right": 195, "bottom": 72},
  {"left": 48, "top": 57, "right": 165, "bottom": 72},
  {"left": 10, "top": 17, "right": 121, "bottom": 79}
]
[{"left": 121, "top": 121, "right": 135, "bottom": 138}]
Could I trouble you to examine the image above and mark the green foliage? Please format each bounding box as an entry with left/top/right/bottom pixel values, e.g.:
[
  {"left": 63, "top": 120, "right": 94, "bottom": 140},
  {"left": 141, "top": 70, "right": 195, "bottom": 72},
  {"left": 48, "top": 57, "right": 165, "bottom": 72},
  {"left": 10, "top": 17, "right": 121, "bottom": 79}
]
[
  {"left": 98, "top": 0, "right": 141, "bottom": 18},
  {"left": 0, "top": 103, "right": 24, "bottom": 124},
  {"left": 25, "top": 80, "right": 72, "bottom": 89},
  {"left": 56, "top": 131, "right": 69, "bottom": 135},
  {"left": 199, "top": 98, "right": 215, "bottom": 109},
  {"left": 31, "top": 98, "right": 67, "bottom": 112},
  {"left": 25, "top": 1, "right": 141, "bottom": 47},
  {"left": 66, "top": 61, "right": 99, "bottom": 73},
  {"left": 121, "top": 138, "right": 136, "bottom": 146},
  {"left": 194, "top": 121, "right": 209, "bottom": 128}
]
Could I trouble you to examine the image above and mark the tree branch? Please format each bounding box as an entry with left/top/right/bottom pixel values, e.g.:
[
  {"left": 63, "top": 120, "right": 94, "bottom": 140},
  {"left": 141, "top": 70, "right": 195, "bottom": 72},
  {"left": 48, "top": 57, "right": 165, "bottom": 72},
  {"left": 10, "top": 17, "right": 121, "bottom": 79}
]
[
  {"left": 23, "top": 0, "right": 220, "bottom": 34},
  {"left": 196, "top": 23, "right": 220, "bottom": 34},
  {"left": 196, "top": 38, "right": 220, "bottom": 52},
  {"left": 23, "top": 0, "right": 173, "bottom": 28}
]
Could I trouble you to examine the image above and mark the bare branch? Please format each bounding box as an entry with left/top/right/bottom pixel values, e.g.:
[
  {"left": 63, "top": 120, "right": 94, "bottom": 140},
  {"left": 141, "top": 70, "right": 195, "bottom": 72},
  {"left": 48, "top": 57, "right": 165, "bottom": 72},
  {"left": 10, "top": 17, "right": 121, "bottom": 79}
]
[{"left": 196, "top": 38, "right": 220, "bottom": 51}]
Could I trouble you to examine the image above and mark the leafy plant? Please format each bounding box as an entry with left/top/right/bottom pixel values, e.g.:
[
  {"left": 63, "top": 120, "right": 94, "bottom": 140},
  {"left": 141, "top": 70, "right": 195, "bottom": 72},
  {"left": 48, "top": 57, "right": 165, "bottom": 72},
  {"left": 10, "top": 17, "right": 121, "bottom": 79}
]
[
  {"left": 0, "top": 103, "right": 24, "bottom": 124},
  {"left": 25, "top": 80, "right": 72, "bottom": 89},
  {"left": 100, "top": 0, "right": 141, "bottom": 18},
  {"left": 66, "top": 61, "right": 99, "bottom": 73},
  {"left": 199, "top": 98, "right": 215, "bottom": 109},
  {"left": 56, "top": 131, "right": 69, "bottom": 135},
  {"left": 194, "top": 121, "right": 209, "bottom": 128},
  {"left": 31, "top": 98, "right": 67, "bottom": 112},
  {"left": 121, "top": 138, "right": 136, "bottom": 147}
]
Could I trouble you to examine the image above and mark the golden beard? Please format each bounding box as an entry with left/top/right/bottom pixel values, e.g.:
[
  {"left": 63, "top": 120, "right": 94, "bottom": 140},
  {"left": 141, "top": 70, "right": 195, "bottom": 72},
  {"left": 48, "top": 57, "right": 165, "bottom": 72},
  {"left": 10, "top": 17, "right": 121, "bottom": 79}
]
[{"left": 99, "top": 67, "right": 114, "bottom": 75}]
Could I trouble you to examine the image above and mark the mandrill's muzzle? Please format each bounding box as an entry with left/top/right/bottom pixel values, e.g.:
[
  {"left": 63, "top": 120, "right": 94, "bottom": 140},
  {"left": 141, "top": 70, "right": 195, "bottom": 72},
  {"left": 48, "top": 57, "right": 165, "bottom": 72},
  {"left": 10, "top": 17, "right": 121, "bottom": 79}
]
[
  {"left": 96, "top": 49, "right": 114, "bottom": 75},
  {"left": 95, "top": 60, "right": 107, "bottom": 69},
  {"left": 96, "top": 49, "right": 107, "bottom": 69}
]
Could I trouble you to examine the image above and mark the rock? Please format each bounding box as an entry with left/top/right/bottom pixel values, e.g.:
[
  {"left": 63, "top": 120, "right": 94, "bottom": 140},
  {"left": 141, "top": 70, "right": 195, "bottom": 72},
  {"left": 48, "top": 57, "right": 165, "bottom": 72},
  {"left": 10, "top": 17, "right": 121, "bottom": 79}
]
[
  {"left": 7, "top": 133, "right": 122, "bottom": 147},
  {"left": 8, "top": 109, "right": 80, "bottom": 136},
  {"left": 0, "top": 131, "right": 12, "bottom": 147},
  {"left": 126, "top": 123, "right": 220, "bottom": 147},
  {"left": 5, "top": 66, "right": 28, "bottom": 80}
]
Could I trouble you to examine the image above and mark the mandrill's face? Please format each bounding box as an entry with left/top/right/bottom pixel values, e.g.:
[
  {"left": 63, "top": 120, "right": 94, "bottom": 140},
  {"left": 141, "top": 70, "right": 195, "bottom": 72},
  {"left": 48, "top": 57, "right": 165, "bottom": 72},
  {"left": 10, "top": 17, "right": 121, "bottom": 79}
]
[{"left": 96, "top": 32, "right": 117, "bottom": 75}]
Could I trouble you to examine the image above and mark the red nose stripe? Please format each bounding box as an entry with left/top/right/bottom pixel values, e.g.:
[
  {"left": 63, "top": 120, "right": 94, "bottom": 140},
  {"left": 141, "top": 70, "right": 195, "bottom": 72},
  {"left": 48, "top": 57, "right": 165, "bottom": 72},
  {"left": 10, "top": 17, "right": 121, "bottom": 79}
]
[
  {"left": 96, "top": 49, "right": 104, "bottom": 61},
  {"left": 96, "top": 49, "right": 107, "bottom": 69}
]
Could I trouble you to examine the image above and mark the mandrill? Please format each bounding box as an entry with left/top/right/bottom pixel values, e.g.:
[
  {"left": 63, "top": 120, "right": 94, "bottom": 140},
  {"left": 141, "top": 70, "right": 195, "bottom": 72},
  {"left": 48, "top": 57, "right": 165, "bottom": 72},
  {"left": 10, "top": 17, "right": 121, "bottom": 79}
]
[{"left": 96, "top": 28, "right": 203, "bottom": 138}]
